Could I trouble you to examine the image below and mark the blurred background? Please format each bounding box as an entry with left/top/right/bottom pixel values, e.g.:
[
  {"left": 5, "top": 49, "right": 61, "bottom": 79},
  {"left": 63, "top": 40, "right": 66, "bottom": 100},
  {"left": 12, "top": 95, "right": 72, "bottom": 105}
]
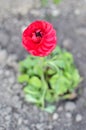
[{"left": 0, "top": 0, "right": 86, "bottom": 130}]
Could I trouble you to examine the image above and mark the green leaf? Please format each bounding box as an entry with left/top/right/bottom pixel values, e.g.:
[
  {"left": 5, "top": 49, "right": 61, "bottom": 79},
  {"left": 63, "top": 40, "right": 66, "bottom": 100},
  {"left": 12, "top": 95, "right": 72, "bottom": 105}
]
[
  {"left": 56, "top": 46, "right": 62, "bottom": 53},
  {"left": 19, "top": 56, "right": 38, "bottom": 70},
  {"left": 27, "top": 69, "right": 34, "bottom": 76},
  {"left": 57, "top": 77, "right": 71, "bottom": 95},
  {"left": 54, "top": 60, "right": 65, "bottom": 69},
  {"left": 53, "top": 0, "right": 62, "bottom": 4},
  {"left": 19, "top": 58, "right": 30, "bottom": 69},
  {"left": 41, "top": 0, "right": 48, "bottom": 6},
  {"left": 50, "top": 74, "right": 59, "bottom": 86},
  {"left": 33, "top": 65, "right": 43, "bottom": 76},
  {"left": 44, "top": 105, "right": 56, "bottom": 113},
  {"left": 48, "top": 62, "right": 59, "bottom": 73},
  {"left": 63, "top": 52, "right": 73, "bottom": 63},
  {"left": 25, "top": 94, "right": 39, "bottom": 103},
  {"left": 45, "top": 90, "right": 55, "bottom": 102},
  {"left": 64, "top": 72, "right": 72, "bottom": 79},
  {"left": 72, "top": 69, "right": 81, "bottom": 87},
  {"left": 18, "top": 74, "right": 29, "bottom": 83},
  {"left": 29, "top": 76, "right": 42, "bottom": 88},
  {"left": 51, "top": 76, "right": 71, "bottom": 95},
  {"left": 47, "top": 69, "right": 55, "bottom": 75},
  {"left": 23, "top": 85, "right": 39, "bottom": 95}
]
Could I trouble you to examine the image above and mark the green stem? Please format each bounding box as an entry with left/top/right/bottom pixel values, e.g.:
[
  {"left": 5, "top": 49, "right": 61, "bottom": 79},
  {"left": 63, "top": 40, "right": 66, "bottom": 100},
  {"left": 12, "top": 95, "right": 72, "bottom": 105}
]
[{"left": 39, "top": 57, "right": 47, "bottom": 108}]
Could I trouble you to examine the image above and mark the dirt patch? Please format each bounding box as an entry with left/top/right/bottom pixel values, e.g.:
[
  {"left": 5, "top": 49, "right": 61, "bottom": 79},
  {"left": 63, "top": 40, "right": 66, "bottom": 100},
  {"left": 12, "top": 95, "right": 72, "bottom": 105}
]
[{"left": 0, "top": 0, "right": 86, "bottom": 130}]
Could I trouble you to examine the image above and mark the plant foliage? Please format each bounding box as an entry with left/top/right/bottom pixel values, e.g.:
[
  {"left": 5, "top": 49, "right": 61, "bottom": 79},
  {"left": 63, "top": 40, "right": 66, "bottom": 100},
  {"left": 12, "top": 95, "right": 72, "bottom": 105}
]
[
  {"left": 41, "top": 0, "right": 62, "bottom": 6},
  {"left": 18, "top": 46, "right": 81, "bottom": 113}
]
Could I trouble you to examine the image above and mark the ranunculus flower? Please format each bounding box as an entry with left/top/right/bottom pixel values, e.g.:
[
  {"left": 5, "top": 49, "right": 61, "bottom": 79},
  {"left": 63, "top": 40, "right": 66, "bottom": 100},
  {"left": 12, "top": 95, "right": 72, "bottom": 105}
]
[{"left": 22, "top": 20, "right": 57, "bottom": 57}]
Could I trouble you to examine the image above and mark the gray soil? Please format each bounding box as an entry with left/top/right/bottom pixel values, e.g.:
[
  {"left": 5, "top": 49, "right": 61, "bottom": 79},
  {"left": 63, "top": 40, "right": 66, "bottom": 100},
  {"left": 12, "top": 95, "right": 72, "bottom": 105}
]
[{"left": 0, "top": 0, "right": 86, "bottom": 130}]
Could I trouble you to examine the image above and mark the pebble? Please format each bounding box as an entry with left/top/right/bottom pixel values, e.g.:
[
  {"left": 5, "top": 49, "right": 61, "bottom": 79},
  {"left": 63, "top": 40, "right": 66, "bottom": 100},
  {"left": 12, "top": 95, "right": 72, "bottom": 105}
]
[
  {"left": 30, "top": 9, "right": 41, "bottom": 16},
  {"left": 5, "top": 70, "right": 10, "bottom": 76},
  {"left": 12, "top": 84, "right": 21, "bottom": 94},
  {"left": 47, "top": 125, "right": 53, "bottom": 129},
  {"left": 0, "top": 106, "right": 12, "bottom": 117},
  {"left": 18, "top": 118, "right": 23, "bottom": 125},
  {"left": 6, "top": 55, "right": 18, "bottom": 71},
  {"left": 65, "top": 112, "right": 72, "bottom": 119},
  {"left": 12, "top": 1, "right": 34, "bottom": 15},
  {"left": 58, "top": 106, "right": 63, "bottom": 112},
  {"left": 19, "top": 125, "right": 30, "bottom": 130},
  {"left": 0, "top": 69, "right": 3, "bottom": 75},
  {"left": 0, "top": 127, "right": 5, "bottom": 130},
  {"left": 53, "top": 113, "right": 59, "bottom": 120},
  {"left": 77, "top": 53, "right": 82, "bottom": 59},
  {"left": 14, "top": 113, "right": 19, "bottom": 119},
  {"left": 23, "top": 119, "right": 28, "bottom": 125},
  {"left": 7, "top": 54, "right": 17, "bottom": 62},
  {"left": 36, "top": 123, "right": 45, "bottom": 130},
  {"left": 75, "top": 114, "right": 82, "bottom": 122},
  {"left": 0, "top": 50, "right": 7, "bottom": 64},
  {"left": 74, "top": 9, "right": 80, "bottom": 15},
  {"left": 76, "top": 28, "right": 86, "bottom": 36},
  {"left": 5, "top": 115, "right": 11, "bottom": 121},
  {"left": 65, "top": 102, "right": 76, "bottom": 112},
  {"left": 12, "top": 96, "right": 21, "bottom": 108},
  {"left": 51, "top": 9, "right": 60, "bottom": 17},
  {"left": 0, "top": 32, "right": 9, "bottom": 46},
  {"left": 6, "top": 107, "right": 12, "bottom": 113},
  {"left": 8, "top": 77, "right": 15, "bottom": 84},
  {"left": 62, "top": 39, "right": 72, "bottom": 50}
]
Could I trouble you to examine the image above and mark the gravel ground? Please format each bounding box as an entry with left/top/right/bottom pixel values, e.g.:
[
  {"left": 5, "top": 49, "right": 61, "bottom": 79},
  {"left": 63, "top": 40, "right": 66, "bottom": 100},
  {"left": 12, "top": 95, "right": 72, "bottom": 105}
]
[{"left": 0, "top": 0, "right": 86, "bottom": 130}]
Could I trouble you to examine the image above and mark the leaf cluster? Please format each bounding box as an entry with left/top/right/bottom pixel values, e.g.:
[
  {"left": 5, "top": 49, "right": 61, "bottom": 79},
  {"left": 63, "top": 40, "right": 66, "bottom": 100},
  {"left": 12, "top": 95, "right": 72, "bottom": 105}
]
[
  {"left": 41, "top": 0, "right": 62, "bottom": 6},
  {"left": 18, "top": 46, "right": 81, "bottom": 113}
]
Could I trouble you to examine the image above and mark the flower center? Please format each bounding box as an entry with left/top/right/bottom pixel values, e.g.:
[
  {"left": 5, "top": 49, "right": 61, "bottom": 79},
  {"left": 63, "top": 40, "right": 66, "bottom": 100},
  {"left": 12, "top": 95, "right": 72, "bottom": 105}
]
[
  {"left": 35, "top": 31, "right": 42, "bottom": 37},
  {"left": 32, "top": 30, "right": 43, "bottom": 43}
]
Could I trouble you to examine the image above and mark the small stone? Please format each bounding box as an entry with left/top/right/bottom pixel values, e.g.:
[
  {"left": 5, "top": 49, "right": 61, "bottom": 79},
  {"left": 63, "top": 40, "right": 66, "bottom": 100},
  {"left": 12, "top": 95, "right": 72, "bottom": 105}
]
[
  {"left": 65, "top": 102, "right": 76, "bottom": 112},
  {"left": 14, "top": 113, "right": 19, "bottom": 119},
  {"left": 7, "top": 54, "right": 17, "bottom": 63},
  {"left": 24, "top": 120, "right": 28, "bottom": 125},
  {"left": 36, "top": 123, "right": 44, "bottom": 130},
  {"left": 5, "top": 115, "right": 11, "bottom": 121},
  {"left": 18, "top": 118, "right": 22, "bottom": 125},
  {"left": 53, "top": 113, "right": 59, "bottom": 120},
  {"left": 0, "top": 69, "right": 3, "bottom": 75},
  {"left": 12, "top": 0, "right": 35, "bottom": 15},
  {"left": 30, "top": 9, "right": 41, "bottom": 16},
  {"left": 0, "top": 32, "right": 9, "bottom": 46},
  {"left": 0, "top": 50, "right": 7, "bottom": 63},
  {"left": 74, "top": 9, "right": 80, "bottom": 15},
  {"left": 76, "top": 28, "right": 86, "bottom": 36},
  {"left": 51, "top": 9, "right": 60, "bottom": 17},
  {"left": 48, "top": 125, "right": 53, "bottom": 129},
  {"left": 77, "top": 53, "right": 82, "bottom": 58},
  {"left": 19, "top": 125, "right": 30, "bottom": 130},
  {"left": 62, "top": 39, "right": 72, "bottom": 50},
  {"left": 65, "top": 112, "right": 72, "bottom": 119},
  {"left": 5, "top": 70, "right": 10, "bottom": 76},
  {"left": 12, "top": 96, "right": 19, "bottom": 106},
  {"left": 9, "top": 77, "right": 15, "bottom": 84},
  {"left": 6, "top": 55, "right": 18, "bottom": 70},
  {"left": 75, "top": 114, "right": 82, "bottom": 122},
  {"left": 6, "top": 107, "right": 12, "bottom": 113},
  {"left": 58, "top": 106, "right": 63, "bottom": 112}
]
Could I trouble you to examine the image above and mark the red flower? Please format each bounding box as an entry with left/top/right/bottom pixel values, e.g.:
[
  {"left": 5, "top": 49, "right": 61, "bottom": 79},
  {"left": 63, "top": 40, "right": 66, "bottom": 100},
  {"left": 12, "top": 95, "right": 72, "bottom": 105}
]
[{"left": 22, "top": 20, "right": 57, "bottom": 57}]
